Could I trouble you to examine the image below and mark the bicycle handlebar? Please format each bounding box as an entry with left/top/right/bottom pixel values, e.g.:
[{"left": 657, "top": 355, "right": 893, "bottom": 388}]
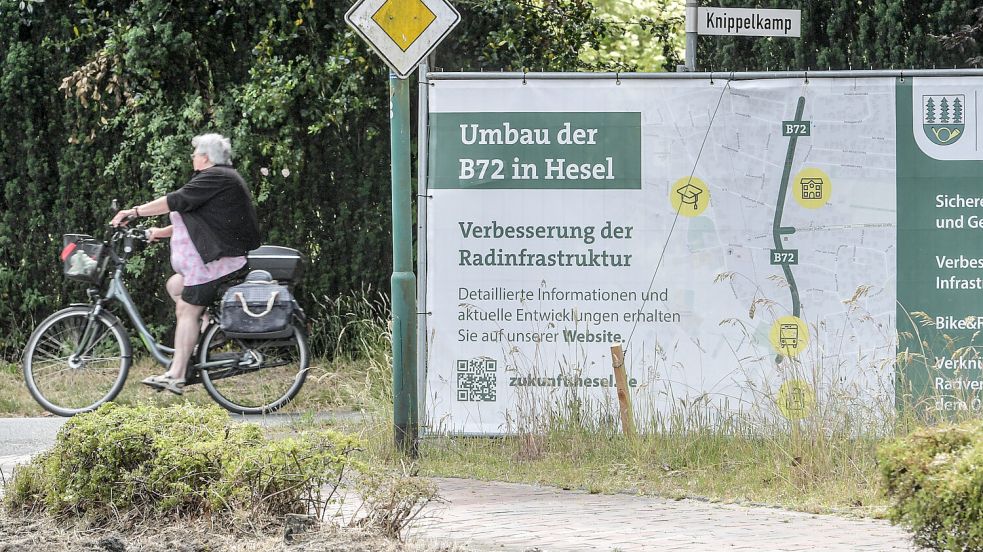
[
  {"left": 95, "top": 223, "right": 152, "bottom": 269},
  {"left": 109, "top": 223, "right": 150, "bottom": 242}
]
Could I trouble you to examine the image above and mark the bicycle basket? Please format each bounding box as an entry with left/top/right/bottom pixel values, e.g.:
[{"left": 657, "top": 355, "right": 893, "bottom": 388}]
[{"left": 60, "top": 234, "right": 107, "bottom": 284}]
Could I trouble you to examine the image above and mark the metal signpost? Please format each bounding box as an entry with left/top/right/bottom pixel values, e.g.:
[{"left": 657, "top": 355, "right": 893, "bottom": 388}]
[
  {"left": 345, "top": 0, "right": 461, "bottom": 454},
  {"left": 684, "top": 0, "right": 698, "bottom": 71}
]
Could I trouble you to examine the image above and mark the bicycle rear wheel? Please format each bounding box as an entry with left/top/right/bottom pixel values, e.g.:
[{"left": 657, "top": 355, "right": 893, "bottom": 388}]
[
  {"left": 23, "top": 306, "right": 131, "bottom": 416},
  {"left": 198, "top": 324, "right": 309, "bottom": 415}
]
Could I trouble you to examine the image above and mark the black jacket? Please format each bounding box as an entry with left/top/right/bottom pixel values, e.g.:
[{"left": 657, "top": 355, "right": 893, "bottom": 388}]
[{"left": 166, "top": 165, "right": 261, "bottom": 263}]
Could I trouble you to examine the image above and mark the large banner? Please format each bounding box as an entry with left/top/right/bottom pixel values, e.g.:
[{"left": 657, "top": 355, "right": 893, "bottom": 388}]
[{"left": 425, "top": 76, "right": 983, "bottom": 434}]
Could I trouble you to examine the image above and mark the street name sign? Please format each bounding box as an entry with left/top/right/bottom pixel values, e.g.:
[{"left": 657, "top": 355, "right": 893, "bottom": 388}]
[
  {"left": 698, "top": 7, "right": 800, "bottom": 37},
  {"left": 345, "top": 0, "right": 461, "bottom": 79}
]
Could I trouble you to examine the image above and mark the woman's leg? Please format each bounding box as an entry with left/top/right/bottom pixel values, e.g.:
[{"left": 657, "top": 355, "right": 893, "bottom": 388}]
[
  {"left": 169, "top": 300, "right": 204, "bottom": 380},
  {"left": 165, "top": 274, "right": 203, "bottom": 380},
  {"left": 166, "top": 274, "right": 184, "bottom": 303}
]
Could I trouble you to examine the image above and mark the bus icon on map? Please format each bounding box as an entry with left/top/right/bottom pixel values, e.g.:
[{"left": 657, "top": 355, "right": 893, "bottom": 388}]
[{"left": 779, "top": 323, "right": 799, "bottom": 347}]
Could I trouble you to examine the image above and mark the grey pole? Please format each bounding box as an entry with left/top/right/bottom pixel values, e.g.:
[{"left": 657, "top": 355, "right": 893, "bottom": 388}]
[
  {"left": 685, "top": 0, "right": 698, "bottom": 72},
  {"left": 416, "top": 59, "right": 431, "bottom": 437}
]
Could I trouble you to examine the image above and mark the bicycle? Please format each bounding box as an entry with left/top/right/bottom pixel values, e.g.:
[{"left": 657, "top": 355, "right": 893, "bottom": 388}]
[{"left": 22, "top": 216, "right": 309, "bottom": 417}]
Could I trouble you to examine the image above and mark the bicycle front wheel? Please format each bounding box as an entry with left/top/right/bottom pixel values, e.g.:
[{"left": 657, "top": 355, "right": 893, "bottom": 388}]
[
  {"left": 198, "top": 324, "right": 309, "bottom": 415},
  {"left": 23, "top": 306, "right": 131, "bottom": 416}
]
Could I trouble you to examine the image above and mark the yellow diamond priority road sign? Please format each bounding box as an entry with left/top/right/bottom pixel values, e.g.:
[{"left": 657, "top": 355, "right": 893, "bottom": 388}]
[{"left": 346, "top": 0, "right": 460, "bottom": 79}]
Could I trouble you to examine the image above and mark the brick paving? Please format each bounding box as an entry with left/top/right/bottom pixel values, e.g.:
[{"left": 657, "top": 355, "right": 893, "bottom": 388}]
[{"left": 409, "top": 478, "right": 920, "bottom": 552}]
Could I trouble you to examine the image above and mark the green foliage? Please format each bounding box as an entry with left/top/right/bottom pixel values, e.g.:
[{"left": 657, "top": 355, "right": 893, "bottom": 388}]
[
  {"left": 580, "top": 0, "right": 685, "bottom": 71},
  {"left": 3, "top": 403, "right": 361, "bottom": 524},
  {"left": 0, "top": 0, "right": 622, "bottom": 360},
  {"left": 697, "top": 0, "right": 976, "bottom": 71},
  {"left": 878, "top": 422, "right": 983, "bottom": 550},
  {"left": 441, "top": 0, "right": 616, "bottom": 71},
  {"left": 311, "top": 287, "right": 390, "bottom": 362},
  {"left": 309, "top": 288, "right": 393, "bottom": 405},
  {"left": 937, "top": 6, "right": 983, "bottom": 67}
]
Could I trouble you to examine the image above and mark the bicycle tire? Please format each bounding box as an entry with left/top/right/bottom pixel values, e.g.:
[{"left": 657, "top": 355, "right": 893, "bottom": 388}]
[
  {"left": 23, "top": 306, "right": 131, "bottom": 417},
  {"left": 198, "top": 323, "right": 309, "bottom": 415}
]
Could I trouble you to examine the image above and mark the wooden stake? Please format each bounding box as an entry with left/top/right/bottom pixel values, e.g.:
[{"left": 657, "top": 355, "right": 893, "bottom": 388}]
[{"left": 610, "top": 343, "right": 636, "bottom": 437}]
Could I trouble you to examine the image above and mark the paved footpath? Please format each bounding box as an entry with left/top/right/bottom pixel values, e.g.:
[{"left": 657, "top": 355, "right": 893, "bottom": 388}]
[{"left": 409, "top": 478, "right": 919, "bottom": 552}]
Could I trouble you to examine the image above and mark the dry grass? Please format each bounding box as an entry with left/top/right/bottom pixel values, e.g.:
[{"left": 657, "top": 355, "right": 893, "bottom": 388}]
[
  {"left": 0, "top": 508, "right": 467, "bottom": 552},
  {"left": 0, "top": 355, "right": 384, "bottom": 417}
]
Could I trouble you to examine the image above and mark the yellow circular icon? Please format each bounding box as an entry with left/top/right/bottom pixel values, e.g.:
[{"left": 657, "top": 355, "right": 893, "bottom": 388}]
[
  {"left": 777, "top": 379, "right": 815, "bottom": 420},
  {"left": 768, "top": 315, "right": 809, "bottom": 357},
  {"left": 792, "top": 168, "right": 831, "bottom": 209},
  {"left": 670, "top": 176, "right": 710, "bottom": 217}
]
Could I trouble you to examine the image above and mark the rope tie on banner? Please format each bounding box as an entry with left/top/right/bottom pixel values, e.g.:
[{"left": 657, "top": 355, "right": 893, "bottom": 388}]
[
  {"left": 616, "top": 71, "right": 621, "bottom": 85},
  {"left": 624, "top": 80, "right": 733, "bottom": 351},
  {"left": 804, "top": 69, "right": 809, "bottom": 84},
  {"left": 522, "top": 70, "right": 527, "bottom": 85},
  {"left": 900, "top": 69, "right": 905, "bottom": 83},
  {"left": 709, "top": 71, "right": 714, "bottom": 85}
]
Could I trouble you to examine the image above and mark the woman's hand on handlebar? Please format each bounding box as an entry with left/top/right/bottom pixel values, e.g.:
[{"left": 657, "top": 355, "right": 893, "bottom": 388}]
[
  {"left": 110, "top": 208, "right": 138, "bottom": 227},
  {"left": 146, "top": 226, "right": 171, "bottom": 242}
]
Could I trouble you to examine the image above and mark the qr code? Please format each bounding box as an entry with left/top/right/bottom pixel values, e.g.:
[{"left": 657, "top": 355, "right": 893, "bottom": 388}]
[{"left": 456, "top": 358, "right": 497, "bottom": 402}]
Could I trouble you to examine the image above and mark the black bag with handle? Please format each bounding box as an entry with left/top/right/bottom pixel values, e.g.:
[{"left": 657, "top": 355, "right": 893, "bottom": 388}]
[{"left": 220, "top": 270, "right": 295, "bottom": 338}]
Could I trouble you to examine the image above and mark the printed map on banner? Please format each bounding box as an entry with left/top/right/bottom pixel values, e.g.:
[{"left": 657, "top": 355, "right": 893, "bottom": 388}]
[{"left": 424, "top": 76, "right": 983, "bottom": 435}]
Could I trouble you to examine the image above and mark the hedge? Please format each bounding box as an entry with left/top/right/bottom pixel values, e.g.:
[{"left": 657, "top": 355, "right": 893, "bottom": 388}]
[
  {"left": 879, "top": 422, "right": 983, "bottom": 550},
  {"left": 0, "top": 0, "right": 618, "bottom": 360}
]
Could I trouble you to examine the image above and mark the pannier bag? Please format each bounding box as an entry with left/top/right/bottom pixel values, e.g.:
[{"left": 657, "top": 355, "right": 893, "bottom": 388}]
[{"left": 220, "top": 270, "right": 296, "bottom": 338}]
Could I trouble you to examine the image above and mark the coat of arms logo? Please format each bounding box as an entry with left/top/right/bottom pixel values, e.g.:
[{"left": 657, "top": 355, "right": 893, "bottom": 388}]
[{"left": 923, "top": 95, "right": 965, "bottom": 145}]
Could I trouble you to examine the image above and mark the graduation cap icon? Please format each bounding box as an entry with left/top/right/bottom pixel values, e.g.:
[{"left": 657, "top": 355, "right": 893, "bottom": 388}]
[{"left": 675, "top": 182, "right": 703, "bottom": 210}]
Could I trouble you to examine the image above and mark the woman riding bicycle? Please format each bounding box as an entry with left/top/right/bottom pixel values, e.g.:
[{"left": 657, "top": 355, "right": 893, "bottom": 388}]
[{"left": 110, "top": 133, "right": 260, "bottom": 394}]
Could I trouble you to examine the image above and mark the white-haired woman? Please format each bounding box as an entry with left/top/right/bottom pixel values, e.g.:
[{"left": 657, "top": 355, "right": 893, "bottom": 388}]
[{"left": 111, "top": 133, "right": 261, "bottom": 394}]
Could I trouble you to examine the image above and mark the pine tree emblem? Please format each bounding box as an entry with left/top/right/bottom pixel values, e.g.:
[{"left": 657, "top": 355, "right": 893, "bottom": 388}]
[{"left": 923, "top": 94, "right": 966, "bottom": 145}]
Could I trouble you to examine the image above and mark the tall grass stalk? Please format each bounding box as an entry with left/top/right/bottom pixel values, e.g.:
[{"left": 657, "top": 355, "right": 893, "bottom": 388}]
[{"left": 289, "top": 287, "right": 394, "bottom": 408}]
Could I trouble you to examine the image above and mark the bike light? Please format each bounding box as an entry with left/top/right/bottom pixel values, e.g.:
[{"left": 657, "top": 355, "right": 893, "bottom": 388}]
[{"left": 60, "top": 242, "right": 78, "bottom": 261}]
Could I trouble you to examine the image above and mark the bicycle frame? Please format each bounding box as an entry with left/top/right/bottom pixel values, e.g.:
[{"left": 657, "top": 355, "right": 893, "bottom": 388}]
[
  {"left": 105, "top": 269, "right": 174, "bottom": 366},
  {"left": 71, "top": 230, "right": 239, "bottom": 380}
]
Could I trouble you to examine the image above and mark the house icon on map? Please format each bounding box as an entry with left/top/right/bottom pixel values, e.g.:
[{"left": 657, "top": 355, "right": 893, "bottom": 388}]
[{"left": 800, "top": 177, "right": 823, "bottom": 200}]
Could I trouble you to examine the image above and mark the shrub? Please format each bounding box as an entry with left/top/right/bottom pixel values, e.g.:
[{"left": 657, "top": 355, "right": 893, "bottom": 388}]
[
  {"left": 3, "top": 403, "right": 360, "bottom": 525},
  {"left": 352, "top": 465, "right": 439, "bottom": 540},
  {"left": 878, "top": 422, "right": 983, "bottom": 550}
]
